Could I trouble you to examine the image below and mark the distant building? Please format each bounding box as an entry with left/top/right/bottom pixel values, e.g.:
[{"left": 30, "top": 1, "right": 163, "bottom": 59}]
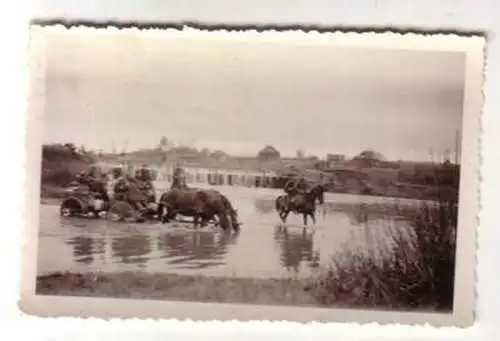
[
  {"left": 326, "top": 153, "right": 346, "bottom": 168},
  {"left": 152, "top": 163, "right": 282, "bottom": 189}
]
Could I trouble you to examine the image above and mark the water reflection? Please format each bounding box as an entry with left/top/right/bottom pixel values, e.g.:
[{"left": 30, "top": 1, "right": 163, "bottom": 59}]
[
  {"left": 111, "top": 233, "right": 151, "bottom": 266},
  {"left": 346, "top": 203, "right": 371, "bottom": 225},
  {"left": 254, "top": 198, "right": 275, "bottom": 214},
  {"left": 273, "top": 225, "right": 319, "bottom": 273},
  {"left": 65, "top": 235, "right": 105, "bottom": 264},
  {"left": 41, "top": 189, "right": 419, "bottom": 278},
  {"left": 157, "top": 230, "right": 239, "bottom": 270}
]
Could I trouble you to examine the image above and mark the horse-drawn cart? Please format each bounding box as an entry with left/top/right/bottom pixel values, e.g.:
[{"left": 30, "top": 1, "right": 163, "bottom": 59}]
[
  {"left": 106, "top": 200, "right": 159, "bottom": 222},
  {"left": 59, "top": 194, "right": 109, "bottom": 218}
]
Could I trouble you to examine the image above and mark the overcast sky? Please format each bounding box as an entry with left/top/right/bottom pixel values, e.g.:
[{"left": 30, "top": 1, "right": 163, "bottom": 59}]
[{"left": 41, "top": 32, "right": 466, "bottom": 161}]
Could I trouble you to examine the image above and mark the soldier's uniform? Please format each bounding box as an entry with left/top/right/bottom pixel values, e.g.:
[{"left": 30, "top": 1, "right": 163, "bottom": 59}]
[
  {"left": 284, "top": 177, "right": 308, "bottom": 195},
  {"left": 112, "top": 170, "right": 148, "bottom": 213},
  {"left": 134, "top": 165, "right": 156, "bottom": 203},
  {"left": 171, "top": 167, "right": 188, "bottom": 189},
  {"left": 76, "top": 165, "right": 110, "bottom": 202}
]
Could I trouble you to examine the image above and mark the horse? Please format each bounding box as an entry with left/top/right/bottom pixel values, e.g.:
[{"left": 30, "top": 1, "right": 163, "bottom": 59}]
[
  {"left": 275, "top": 184, "right": 325, "bottom": 226},
  {"left": 157, "top": 187, "right": 240, "bottom": 232},
  {"left": 196, "top": 189, "right": 241, "bottom": 231}
]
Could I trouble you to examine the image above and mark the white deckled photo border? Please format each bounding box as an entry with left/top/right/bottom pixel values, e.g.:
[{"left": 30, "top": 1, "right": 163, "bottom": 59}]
[{"left": 19, "top": 24, "right": 485, "bottom": 328}]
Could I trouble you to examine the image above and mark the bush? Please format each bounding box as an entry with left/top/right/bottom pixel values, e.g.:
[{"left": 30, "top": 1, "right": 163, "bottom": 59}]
[
  {"left": 308, "top": 199, "right": 457, "bottom": 311},
  {"left": 308, "top": 161, "right": 460, "bottom": 311},
  {"left": 41, "top": 143, "right": 94, "bottom": 187}
]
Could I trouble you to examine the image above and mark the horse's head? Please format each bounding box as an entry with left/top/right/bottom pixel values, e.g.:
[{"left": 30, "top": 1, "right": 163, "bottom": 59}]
[{"left": 307, "top": 184, "right": 325, "bottom": 204}]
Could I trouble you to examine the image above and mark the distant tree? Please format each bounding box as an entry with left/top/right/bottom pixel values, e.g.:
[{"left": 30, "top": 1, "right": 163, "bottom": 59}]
[
  {"left": 257, "top": 145, "right": 281, "bottom": 161},
  {"left": 63, "top": 143, "right": 77, "bottom": 155},
  {"left": 352, "top": 149, "right": 386, "bottom": 168},
  {"left": 78, "top": 145, "right": 86, "bottom": 155},
  {"left": 159, "top": 136, "right": 169, "bottom": 150},
  {"left": 211, "top": 150, "right": 229, "bottom": 161},
  {"left": 200, "top": 148, "right": 210, "bottom": 156},
  {"left": 296, "top": 149, "right": 305, "bottom": 159}
]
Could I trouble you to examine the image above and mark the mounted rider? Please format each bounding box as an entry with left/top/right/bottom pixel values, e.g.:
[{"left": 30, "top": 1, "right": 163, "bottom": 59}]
[
  {"left": 171, "top": 166, "right": 188, "bottom": 190},
  {"left": 283, "top": 175, "right": 309, "bottom": 196},
  {"left": 134, "top": 164, "right": 156, "bottom": 203}
]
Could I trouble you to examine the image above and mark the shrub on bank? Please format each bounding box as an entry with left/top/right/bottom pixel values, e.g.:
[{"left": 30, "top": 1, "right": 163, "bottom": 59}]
[
  {"left": 308, "top": 196, "right": 458, "bottom": 311},
  {"left": 41, "top": 143, "right": 94, "bottom": 188}
]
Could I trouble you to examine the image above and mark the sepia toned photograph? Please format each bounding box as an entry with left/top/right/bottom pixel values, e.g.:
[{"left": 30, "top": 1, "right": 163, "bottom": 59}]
[{"left": 20, "top": 26, "right": 484, "bottom": 326}]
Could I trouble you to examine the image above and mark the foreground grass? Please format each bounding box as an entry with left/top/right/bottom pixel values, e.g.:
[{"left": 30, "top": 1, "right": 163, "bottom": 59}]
[
  {"left": 36, "top": 271, "right": 319, "bottom": 307},
  {"left": 36, "top": 268, "right": 451, "bottom": 312}
]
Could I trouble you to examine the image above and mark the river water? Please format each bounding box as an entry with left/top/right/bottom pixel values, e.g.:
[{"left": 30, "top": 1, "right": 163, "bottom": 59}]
[{"left": 36, "top": 183, "right": 421, "bottom": 279}]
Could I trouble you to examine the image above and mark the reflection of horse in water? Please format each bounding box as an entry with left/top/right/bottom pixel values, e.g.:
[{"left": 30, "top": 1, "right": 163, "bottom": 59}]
[
  {"left": 275, "top": 184, "right": 325, "bottom": 226},
  {"left": 273, "top": 225, "right": 316, "bottom": 273},
  {"left": 157, "top": 229, "right": 240, "bottom": 270}
]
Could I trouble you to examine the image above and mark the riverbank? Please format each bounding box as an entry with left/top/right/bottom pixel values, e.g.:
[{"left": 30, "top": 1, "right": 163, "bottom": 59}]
[
  {"left": 36, "top": 271, "right": 319, "bottom": 307},
  {"left": 36, "top": 271, "right": 447, "bottom": 313}
]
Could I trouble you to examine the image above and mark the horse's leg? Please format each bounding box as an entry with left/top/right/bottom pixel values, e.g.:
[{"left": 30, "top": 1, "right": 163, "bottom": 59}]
[
  {"left": 157, "top": 203, "right": 164, "bottom": 222},
  {"left": 310, "top": 211, "right": 316, "bottom": 225},
  {"left": 278, "top": 208, "right": 286, "bottom": 222},
  {"left": 193, "top": 215, "right": 199, "bottom": 229},
  {"left": 199, "top": 215, "right": 208, "bottom": 228},
  {"left": 281, "top": 209, "right": 290, "bottom": 223},
  {"left": 303, "top": 213, "right": 308, "bottom": 226},
  {"left": 162, "top": 210, "right": 175, "bottom": 224}
]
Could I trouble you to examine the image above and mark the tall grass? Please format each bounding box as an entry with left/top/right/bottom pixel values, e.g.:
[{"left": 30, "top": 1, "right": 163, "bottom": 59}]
[{"left": 308, "top": 161, "right": 459, "bottom": 311}]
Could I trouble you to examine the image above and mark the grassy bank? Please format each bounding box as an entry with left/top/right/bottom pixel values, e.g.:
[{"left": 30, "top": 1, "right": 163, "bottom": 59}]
[{"left": 36, "top": 271, "right": 319, "bottom": 307}]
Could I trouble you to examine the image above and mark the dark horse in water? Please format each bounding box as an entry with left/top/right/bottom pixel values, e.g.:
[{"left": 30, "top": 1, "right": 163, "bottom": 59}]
[
  {"left": 275, "top": 184, "right": 325, "bottom": 226},
  {"left": 157, "top": 187, "right": 241, "bottom": 232}
]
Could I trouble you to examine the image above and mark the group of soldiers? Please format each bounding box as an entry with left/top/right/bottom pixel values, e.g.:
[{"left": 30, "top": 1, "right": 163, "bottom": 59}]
[
  {"left": 69, "top": 161, "right": 313, "bottom": 216},
  {"left": 70, "top": 163, "right": 156, "bottom": 214}
]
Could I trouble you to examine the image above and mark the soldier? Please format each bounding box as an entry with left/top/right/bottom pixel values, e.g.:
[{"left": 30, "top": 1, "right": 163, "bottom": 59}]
[
  {"left": 76, "top": 164, "right": 110, "bottom": 202},
  {"left": 134, "top": 164, "right": 156, "bottom": 203},
  {"left": 284, "top": 175, "right": 309, "bottom": 196},
  {"left": 171, "top": 166, "right": 188, "bottom": 189},
  {"left": 69, "top": 180, "right": 90, "bottom": 197},
  {"left": 112, "top": 166, "right": 149, "bottom": 214}
]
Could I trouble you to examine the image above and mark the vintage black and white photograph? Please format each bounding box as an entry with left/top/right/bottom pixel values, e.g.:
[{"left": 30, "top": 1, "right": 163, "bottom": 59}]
[{"left": 20, "top": 26, "right": 484, "bottom": 326}]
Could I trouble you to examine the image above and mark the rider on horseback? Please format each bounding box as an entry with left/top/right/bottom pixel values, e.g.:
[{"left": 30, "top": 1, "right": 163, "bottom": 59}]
[
  {"left": 171, "top": 166, "right": 188, "bottom": 190},
  {"left": 134, "top": 164, "right": 156, "bottom": 203},
  {"left": 284, "top": 175, "right": 309, "bottom": 196}
]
